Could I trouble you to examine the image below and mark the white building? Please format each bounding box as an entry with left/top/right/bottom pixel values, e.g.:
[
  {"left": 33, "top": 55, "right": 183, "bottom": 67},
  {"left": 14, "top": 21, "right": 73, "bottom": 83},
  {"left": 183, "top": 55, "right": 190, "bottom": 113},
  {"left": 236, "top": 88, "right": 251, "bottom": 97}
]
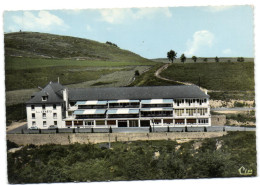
[{"left": 26, "top": 82, "right": 211, "bottom": 129}]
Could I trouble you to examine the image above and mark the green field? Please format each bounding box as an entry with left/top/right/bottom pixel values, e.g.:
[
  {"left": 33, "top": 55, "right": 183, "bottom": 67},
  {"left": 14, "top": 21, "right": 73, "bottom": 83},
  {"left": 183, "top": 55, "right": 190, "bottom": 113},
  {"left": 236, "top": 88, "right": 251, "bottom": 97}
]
[
  {"left": 7, "top": 131, "right": 256, "bottom": 183},
  {"left": 160, "top": 62, "right": 254, "bottom": 91},
  {"left": 5, "top": 57, "right": 155, "bottom": 91}
]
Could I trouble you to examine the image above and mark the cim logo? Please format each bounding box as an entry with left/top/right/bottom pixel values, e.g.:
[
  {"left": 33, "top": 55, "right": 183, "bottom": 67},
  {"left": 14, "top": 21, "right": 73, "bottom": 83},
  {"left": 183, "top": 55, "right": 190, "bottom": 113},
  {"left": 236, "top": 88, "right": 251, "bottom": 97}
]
[{"left": 238, "top": 166, "right": 253, "bottom": 176}]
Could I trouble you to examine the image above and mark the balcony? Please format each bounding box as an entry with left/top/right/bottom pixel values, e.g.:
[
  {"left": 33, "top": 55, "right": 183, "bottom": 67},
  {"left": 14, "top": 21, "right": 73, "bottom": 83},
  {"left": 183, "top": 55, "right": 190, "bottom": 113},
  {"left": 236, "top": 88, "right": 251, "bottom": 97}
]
[{"left": 141, "top": 113, "right": 173, "bottom": 117}]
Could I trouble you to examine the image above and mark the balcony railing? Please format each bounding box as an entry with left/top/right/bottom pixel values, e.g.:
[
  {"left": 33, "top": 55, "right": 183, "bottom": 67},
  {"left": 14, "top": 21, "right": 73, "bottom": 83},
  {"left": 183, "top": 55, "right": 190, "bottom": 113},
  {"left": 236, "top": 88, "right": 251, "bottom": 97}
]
[{"left": 141, "top": 113, "right": 173, "bottom": 117}]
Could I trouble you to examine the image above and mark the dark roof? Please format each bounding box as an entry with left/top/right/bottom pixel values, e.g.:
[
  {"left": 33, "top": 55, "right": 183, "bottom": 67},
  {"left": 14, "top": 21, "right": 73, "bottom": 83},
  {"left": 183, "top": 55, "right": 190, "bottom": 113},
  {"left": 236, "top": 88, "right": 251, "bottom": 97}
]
[
  {"left": 27, "top": 82, "right": 65, "bottom": 104},
  {"left": 68, "top": 85, "right": 209, "bottom": 101}
]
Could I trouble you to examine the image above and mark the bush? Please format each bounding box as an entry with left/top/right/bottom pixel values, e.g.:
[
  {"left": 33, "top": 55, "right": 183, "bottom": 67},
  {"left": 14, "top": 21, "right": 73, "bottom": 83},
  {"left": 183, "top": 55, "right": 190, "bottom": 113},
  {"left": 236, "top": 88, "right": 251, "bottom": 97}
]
[
  {"left": 7, "top": 140, "right": 19, "bottom": 150},
  {"left": 135, "top": 70, "right": 140, "bottom": 76},
  {"left": 234, "top": 101, "right": 247, "bottom": 107}
]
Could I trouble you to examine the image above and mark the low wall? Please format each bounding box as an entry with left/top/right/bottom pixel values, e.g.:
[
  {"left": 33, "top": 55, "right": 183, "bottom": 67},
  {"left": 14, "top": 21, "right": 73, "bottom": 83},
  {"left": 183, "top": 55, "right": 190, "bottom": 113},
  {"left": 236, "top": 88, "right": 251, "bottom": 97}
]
[
  {"left": 211, "top": 115, "right": 226, "bottom": 126},
  {"left": 7, "top": 132, "right": 227, "bottom": 146}
]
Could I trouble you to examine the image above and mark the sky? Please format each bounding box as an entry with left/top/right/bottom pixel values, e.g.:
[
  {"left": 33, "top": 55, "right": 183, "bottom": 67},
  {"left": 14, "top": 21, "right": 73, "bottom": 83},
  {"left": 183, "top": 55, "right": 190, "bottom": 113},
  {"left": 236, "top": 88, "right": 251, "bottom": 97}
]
[{"left": 3, "top": 6, "right": 254, "bottom": 59}]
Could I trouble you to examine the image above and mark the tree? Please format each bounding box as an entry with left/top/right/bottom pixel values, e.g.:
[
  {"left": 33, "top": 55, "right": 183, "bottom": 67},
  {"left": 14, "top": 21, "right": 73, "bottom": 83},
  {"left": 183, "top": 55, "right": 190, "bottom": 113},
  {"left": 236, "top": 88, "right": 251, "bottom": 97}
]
[
  {"left": 203, "top": 58, "right": 208, "bottom": 62},
  {"left": 215, "top": 56, "right": 219, "bottom": 62},
  {"left": 135, "top": 70, "right": 140, "bottom": 76},
  {"left": 180, "top": 54, "right": 186, "bottom": 64},
  {"left": 237, "top": 57, "right": 244, "bottom": 62},
  {"left": 192, "top": 56, "right": 197, "bottom": 62},
  {"left": 167, "top": 50, "right": 177, "bottom": 63}
]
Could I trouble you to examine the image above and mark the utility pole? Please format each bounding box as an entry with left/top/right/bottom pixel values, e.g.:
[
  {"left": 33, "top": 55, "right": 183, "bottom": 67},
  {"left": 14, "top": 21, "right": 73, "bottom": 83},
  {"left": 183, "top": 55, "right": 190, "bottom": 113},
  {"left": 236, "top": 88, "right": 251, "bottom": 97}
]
[
  {"left": 108, "top": 132, "right": 111, "bottom": 149},
  {"left": 152, "top": 119, "right": 155, "bottom": 132}
]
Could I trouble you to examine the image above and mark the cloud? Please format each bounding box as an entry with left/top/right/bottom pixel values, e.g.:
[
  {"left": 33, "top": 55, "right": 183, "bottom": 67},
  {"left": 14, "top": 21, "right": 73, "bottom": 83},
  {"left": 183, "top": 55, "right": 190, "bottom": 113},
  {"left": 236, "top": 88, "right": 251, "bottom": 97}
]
[
  {"left": 86, "top": 25, "right": 92, "bottom": 31},
  {"left": 184, "top": 30, "right": 215, "bottom": 57},
  {"left": 99, "top": 7, "right": 172, "bottom": 24},
  {"left": 222, "top": 48, "right": 232, "bottom": 55},
  {"left": 12, "top": 11, "right": 68, "bottom": 31}
]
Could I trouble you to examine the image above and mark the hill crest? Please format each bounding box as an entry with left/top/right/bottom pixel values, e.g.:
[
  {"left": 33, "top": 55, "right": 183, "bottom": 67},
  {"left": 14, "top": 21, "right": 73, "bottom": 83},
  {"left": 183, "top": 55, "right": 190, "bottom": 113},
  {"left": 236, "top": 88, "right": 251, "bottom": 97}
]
[{"left": 4, "top": 32, "right": 149, "bottom": 62}]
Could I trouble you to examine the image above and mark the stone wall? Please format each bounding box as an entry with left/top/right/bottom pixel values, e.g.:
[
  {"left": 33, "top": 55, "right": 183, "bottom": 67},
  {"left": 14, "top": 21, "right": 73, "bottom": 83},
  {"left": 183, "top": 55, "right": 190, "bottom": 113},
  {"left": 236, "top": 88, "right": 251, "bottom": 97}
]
[
  {"left": 211, "top": 115, "right": 226, "bottom": 126},
  {"left": 7, "top": 132, "right": 226, "bottom": 146}
]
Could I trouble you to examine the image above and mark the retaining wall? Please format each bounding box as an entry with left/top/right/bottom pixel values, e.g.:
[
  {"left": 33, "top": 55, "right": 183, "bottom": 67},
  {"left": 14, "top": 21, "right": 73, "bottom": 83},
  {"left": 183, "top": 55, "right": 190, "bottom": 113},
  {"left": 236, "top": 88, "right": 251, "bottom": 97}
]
[
  {"left": 211, "top": 115, "right": 226, "bottom": 126},
  {"left": 7, "top": 132, "right": 227, "bottom": 146}
]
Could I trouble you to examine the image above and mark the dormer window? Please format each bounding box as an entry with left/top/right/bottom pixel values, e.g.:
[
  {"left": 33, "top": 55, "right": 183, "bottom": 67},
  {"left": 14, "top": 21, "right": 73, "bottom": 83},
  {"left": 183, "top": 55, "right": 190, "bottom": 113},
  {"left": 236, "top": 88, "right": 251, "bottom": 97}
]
[{"left": 42, "top": 96, "right": 48, "bottom": 101}]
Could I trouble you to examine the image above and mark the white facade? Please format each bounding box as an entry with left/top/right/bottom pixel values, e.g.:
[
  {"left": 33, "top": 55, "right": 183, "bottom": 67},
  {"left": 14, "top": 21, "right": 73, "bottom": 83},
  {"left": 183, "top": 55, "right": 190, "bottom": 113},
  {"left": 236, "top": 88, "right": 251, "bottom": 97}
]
[
  {"left": 26, "top": 103, "right": 64, "bottom": 129},
  {"left": 26, "top": 83, "right": 211, "bottom": 129}
]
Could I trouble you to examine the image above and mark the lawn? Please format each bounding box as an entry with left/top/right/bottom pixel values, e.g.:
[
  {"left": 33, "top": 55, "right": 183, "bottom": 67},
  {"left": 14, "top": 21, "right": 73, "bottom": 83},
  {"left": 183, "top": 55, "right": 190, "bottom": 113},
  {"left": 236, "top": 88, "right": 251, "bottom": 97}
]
[
  {"left": 7, "top": 131, "right": 256, "bottom": 183},
  {"left": 160, "top": 62, "right": 255, "bottom": 91}
]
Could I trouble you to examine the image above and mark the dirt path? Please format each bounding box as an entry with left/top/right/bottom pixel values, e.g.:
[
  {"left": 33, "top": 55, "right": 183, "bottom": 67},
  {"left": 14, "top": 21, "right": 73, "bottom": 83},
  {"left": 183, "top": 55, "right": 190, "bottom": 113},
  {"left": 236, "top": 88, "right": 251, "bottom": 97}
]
[
  {"left": 154, "top": 63, "right": 208, "bottom": 92},
  {"left": 6, "top": 122, "right": 27, "bottom": 132}
]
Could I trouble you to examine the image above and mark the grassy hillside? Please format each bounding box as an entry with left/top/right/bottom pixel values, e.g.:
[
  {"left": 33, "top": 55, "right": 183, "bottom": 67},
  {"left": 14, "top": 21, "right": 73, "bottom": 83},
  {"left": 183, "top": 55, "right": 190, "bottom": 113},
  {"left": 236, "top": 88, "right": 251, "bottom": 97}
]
[
  {"left": 160, "top": 62, "right": 254, "bottom": 91},
  {"left": 4, "top": 32, "right": 156, "bottom": 91},
  {"left": 4, "top": 32, "right": 150, "bottom": 62},
  {"left": 7, "top": 131, "right": 256, "bottom": 183}
]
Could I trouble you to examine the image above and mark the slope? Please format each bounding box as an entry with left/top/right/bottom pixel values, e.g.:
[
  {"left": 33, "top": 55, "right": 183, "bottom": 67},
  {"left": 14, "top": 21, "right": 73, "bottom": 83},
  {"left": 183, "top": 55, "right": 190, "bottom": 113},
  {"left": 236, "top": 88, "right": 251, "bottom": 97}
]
[{"left": 4, "top": 31, "right": 150, "bottom": 63}]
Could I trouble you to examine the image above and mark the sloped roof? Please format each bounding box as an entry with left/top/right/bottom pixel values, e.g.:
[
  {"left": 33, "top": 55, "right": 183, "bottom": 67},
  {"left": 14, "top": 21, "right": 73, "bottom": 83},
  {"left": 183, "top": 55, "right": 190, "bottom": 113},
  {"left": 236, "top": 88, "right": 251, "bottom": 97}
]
[
  {"left": 68, "top": 85, "right": 209, "bottom": 101},
  {"left": 26, "top": 82, "right": 65, "bottom": 104}
]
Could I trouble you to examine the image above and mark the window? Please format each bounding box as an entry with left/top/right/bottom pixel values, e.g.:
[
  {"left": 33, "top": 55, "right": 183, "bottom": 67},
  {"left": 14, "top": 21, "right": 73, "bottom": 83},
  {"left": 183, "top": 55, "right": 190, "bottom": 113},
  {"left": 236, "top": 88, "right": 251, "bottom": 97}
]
[
  {"left": 53, "top": 113, "right": 57, "bottom": 118},
  {"left": 32, "top": 121, "right": 36, "bottom": 126},
  {"left": 32, "top": 113, "right": 35, "bottom": 119},
  {"left": 163, "top": 119, "right": 173, "bottom": 124},
  {"left": 175, "top": 109, "right": 184, "bottom": 116},
  {"left": 43, "top": 121, "right": 47, "bottom": 127},
  {"left": 85, "top": 120, "right": 94, "bottom": 126},
  {"left": 42, "top": 96, "right": 48, "bottom": 101},
  {"left": 175, "top": 119, "right": 185, "bottom": 124},
  {"left": 31, "top": 105, "right": 35, "bottom": 110},
  {"left": 175, "top": 99, "right": 184, "bottom": 106},
  {"left": 153, "top": 119, "right": 162, "bottom": 124},
  {"left": 53, "top": 104, "right": 56, "bottom": 109},
  {"left": 54, "top": 121, "right": 57, "bottom": 125},
  {"left": 198, "top": 119, "right": 209, "bottom": 125},
  {"left": 42, "top": 105, "right": 46, "bottom": 110},
  {"left": 186, "top": 109, "right": 196, "bottom": 116},
  {"left": 107, "top": 120, "right": 116, "bottom": 125},
  {"left": 96, "top": 120, "right": 105, "bottom": 125},
  {"left": 129, "top": 120, "right": 138, "bottom": 127},
  {"left": 42, "top": 113, "right": 46, "bottom": 119},
  {"left": 66, "top": 121, "right": 72, "bottom": 126},
  {"left": 197, "top": 108, "right": 207, "bottom": 115}
]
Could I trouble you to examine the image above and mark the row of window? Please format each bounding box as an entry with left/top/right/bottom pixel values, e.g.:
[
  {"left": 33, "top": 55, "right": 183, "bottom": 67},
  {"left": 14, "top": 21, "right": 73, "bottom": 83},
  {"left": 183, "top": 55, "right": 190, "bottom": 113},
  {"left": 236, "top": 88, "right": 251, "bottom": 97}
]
[
  {"left": 71, "top": 99, "right": 208, "bottom": 108},
  {"left": 175, "top": 108, "right": 208, "bottom": 116},
  {"left": 32, "top": 113, "right": 57, "bottom": 119},
  {"left": 64, "top": 118, "right": 209, "bottom": 127},
  {"left": 31, "top": 104, "right": 57, "bottom": 110},
  {"left": 175, "top": 99, "right": 207, "bottom": 106},
  {"left": 32, "top": 121, "right": 57, "bottom": 127}
]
